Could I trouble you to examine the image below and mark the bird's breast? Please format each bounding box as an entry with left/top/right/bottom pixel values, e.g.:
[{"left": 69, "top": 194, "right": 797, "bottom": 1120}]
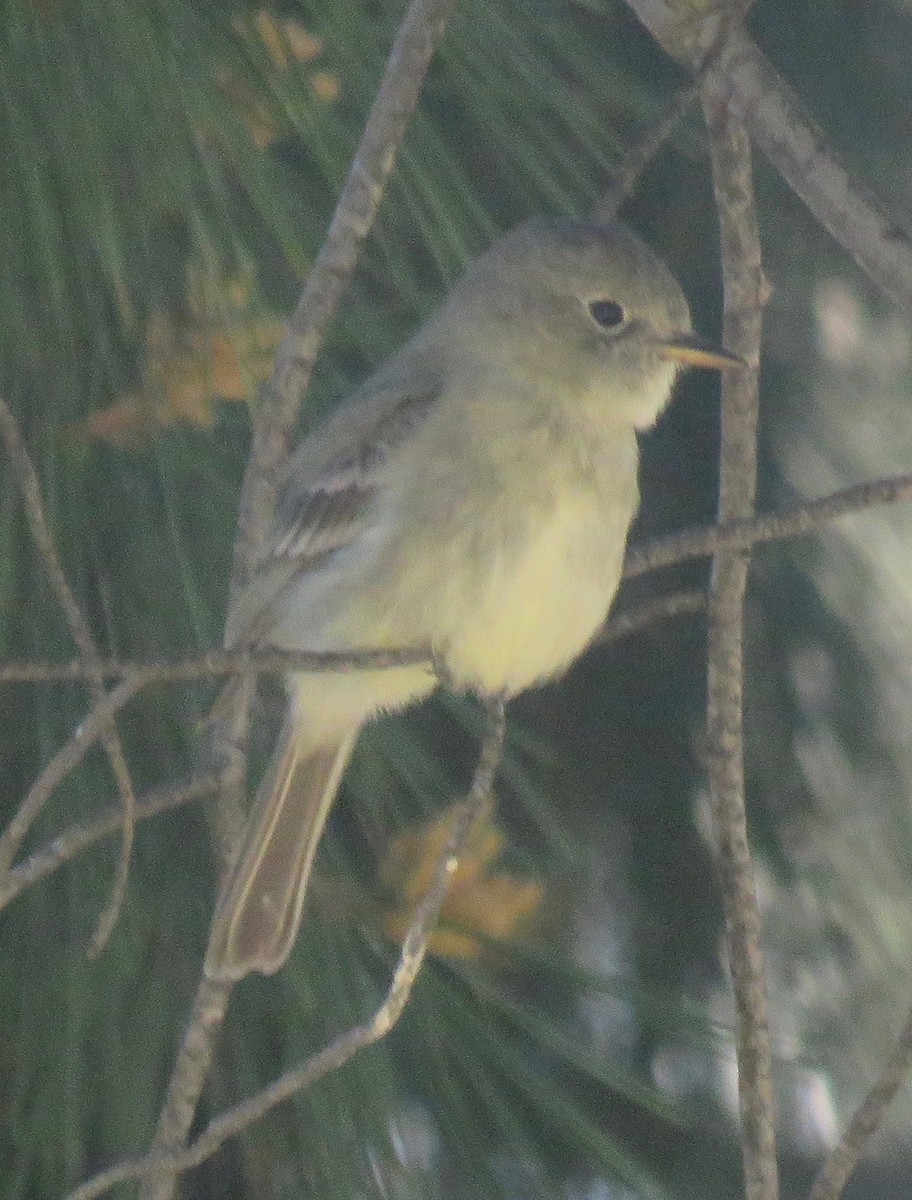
[
  {"left": 440, "top": 480, "right": 635, "bottom": 695},
  {"left": 357, "top": 403, "right": 642, "bottom": 696}
]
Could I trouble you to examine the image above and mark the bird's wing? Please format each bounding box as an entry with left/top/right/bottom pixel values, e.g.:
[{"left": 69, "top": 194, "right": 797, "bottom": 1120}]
[
  {"left": 271, "top": 385, "right": 439, "bottom": 562},
  {"left": 226, "top": 374, "right": 442, "bottom": 647}
]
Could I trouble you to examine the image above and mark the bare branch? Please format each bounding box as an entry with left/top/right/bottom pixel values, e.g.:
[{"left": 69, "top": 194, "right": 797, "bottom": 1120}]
[
  {"left": 622, "top": 2, "right": 912, "bottom": 312},
  {"left": 230, "top": 0, "right": 460, "bottom": 596},
  {"left": 624, "top": 473, "right": 912, "bottom": 578},
  {"left": 713, "top": 26, "right": 912, "bottom": 313},
  {"left": 594, "top": 589, "right": 707, "bottom": 646},
  {"left": 138, "top": 4, "right": 461, "bottom": 1194},
  {"left": 810, "top": 998, "right": 912, "bottom": 1200},
  {"left": 593, "top": 82, "right": 699, "bottom": 221},
  {"left": 0, "top": 397, "right": 138, "bottom": 953},
  {"left": 0, "top": 771, "right": 226, "bottom": 912},
  {"left": 0, "top": 676, "right": 145, "bottom": 877},
  {"left": 138, "top": 976, "right": 235, "bottom": 1200},
  {"left": 0, "top": 644, "right": 431, "bottom": 686},
  {"left": 5, "top": 468, "right": 912, "bottom": 687},
  {"left": 0, "top": 593, "right": 706, "bottom": 912},
  {"left": 702, "top": 83, "right": 778, "bottom": 1200},
  {"left": 7, "top": 594, "right": 698, "bottom": 911},
  {"left": 63, "top": 699, "right": 506, "bottom": 1200}
]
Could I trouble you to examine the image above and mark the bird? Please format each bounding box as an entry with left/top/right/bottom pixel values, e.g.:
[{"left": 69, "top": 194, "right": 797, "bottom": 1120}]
[{"left": 203, "top": 214, "right": 741, "bottom": 982}]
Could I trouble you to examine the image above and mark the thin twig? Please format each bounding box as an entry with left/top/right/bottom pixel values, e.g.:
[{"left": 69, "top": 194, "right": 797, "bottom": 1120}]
[
  {"left": 809, "top": 997, "right": 912, "bottom": 1200},
  {"left": 0, "top": 675, "right": 145, "bottom": 877},
  {"left": 595, "top": 589, "right": 707, "bottom": 646},
  {"left": 0, "top": 770, "right": 226, "bottom": 911},
  {"left": 0, "top": 397, "right": 137, "bottom": 954},
  {"left": 622, "top": 1, "right": 912, "bottom": 313},
  {"left": 230, "top": 0, "right": 461, "bottom": 595},
  {"left": 623, "top": 473, "right": 912, "bottom": 578},
  {"left": 0, "top": 592, "right": 705, "bottom": 913},
  {"left": 140, "top": 4, "right": 460, "bottom": 1195},
  {"left": 702, "top": 82, "right": 778, "bottom": 1200},
  {"left": 593, "top": 82, "right": 700, "bottom": 221},
  {"left": 6, "top": 468, "right": 912, "bottom": 687},
  {"left": 137, "top": 976, "right": 235, "bottom": 1200},
  {"left": 64, "top": 699, "right": 506, "bottom": 1200},
  {"left": 712, "top": 26, "right": 912, "bottom": 313},
  {"left": 0, "top": 644, "right": 431, "bottom": 685}
]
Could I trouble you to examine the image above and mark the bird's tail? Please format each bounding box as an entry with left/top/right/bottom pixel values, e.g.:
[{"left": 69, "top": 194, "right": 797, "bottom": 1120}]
[{"left": 204, "top": 712, "right": 356, "bottom": 981}]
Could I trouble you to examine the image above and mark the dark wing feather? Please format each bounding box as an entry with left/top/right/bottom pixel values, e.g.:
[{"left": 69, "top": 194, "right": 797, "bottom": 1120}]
[
  {"left": 272, "top": 464, "right": 374, "bottom": 563},
  {"left": 225, "top": 381, "right": 441, "bottom": 647},
  {"left": 270, "top": 385, "right": 441, "bottom": 566}
]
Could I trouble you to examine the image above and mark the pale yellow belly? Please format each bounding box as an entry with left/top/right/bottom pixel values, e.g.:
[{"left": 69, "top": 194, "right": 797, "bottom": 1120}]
[
  {"left": 440, "top": 490, "right": 630, "bottom": 694},
  {"left": 328, "top": 475, "right": 636, "bottom": 699},
  {"left": 289, "top": 488, "right": 630, "bottom": 742},
  {"left": 282, "top": 411, "right": 640, "bottom": 733}
]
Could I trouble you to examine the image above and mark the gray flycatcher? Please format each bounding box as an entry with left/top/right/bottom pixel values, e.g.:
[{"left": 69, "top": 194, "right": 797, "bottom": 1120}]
[{"left": 204, "top": 215, "right": 741, "bottom": 982}]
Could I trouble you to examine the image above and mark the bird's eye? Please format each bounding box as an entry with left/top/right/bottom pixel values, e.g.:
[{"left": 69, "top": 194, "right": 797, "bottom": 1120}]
[{"left": 588, "top": 299, "right": 626, "bottom": 329}]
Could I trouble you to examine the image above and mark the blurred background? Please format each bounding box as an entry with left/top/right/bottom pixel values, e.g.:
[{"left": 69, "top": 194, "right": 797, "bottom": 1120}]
[{"left": 2, "top": 0, "right": 912, "bottom": 1196}]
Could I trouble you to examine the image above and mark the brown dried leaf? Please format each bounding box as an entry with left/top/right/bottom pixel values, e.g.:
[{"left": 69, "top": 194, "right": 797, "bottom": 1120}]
[{"left": 378, "top": 802, "right": 545, "bottom": 959}]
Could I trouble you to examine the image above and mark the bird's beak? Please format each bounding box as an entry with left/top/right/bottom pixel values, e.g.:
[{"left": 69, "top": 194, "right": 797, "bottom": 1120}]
[{"left": 659, "top": 332, "right": 746, "bottom": 371}]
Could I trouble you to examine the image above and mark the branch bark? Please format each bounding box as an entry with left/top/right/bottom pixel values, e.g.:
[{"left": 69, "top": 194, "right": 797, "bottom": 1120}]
[
  {"left": 230, "top": 0, "right": 461, "bottom": 595},
  {"left": 809, "top": 997, "right": 912, "bottom": 1200},
  {"left": 7, "top": 469, "right": 912, "bottom": 686},
  {"left": 64, "top": 699, "right": 506, "bottom": 1200},
  {"left": 138, "top": 976, "right": 235, "bottom": 1200},
  {"left": 702, "top": 81, "right": 778, "bottom": 1200},
  {"left": 0, "top": 397, "right": 137, "bottom": 954},
  {"left": 622, "top": 2, "right": 912, "bottom": 312},
  {"left": 139, "top": 3, "right": 460, "bottom": 1196},
  {"left": 0, "top": 771, "right": 226, "bottom": 911}
]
